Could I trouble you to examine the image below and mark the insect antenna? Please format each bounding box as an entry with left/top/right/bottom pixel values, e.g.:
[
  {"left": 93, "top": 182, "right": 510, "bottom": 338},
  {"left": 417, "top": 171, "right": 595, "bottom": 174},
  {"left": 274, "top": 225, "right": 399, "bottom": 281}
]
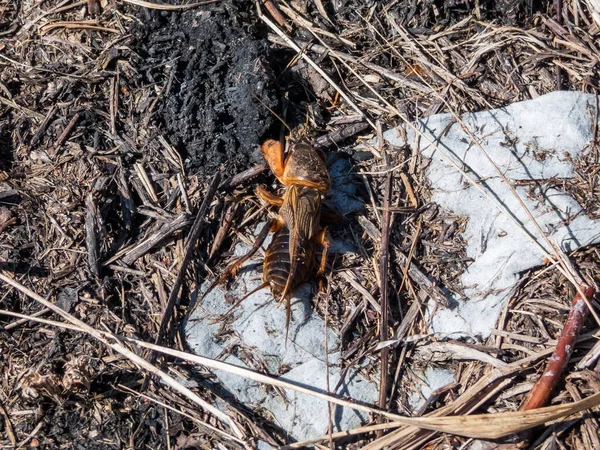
[{"left": 252, "top": 93, "right": 292, "bottom": 134}]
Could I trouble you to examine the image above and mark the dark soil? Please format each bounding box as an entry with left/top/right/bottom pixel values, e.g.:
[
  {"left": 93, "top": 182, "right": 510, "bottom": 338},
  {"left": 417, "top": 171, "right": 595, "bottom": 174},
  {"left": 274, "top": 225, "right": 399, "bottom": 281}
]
[
  {"left": 0, "top": 126, "right": 13, "bottom": 170},
  {"left": 130, "top": 3, "right": 278, "bottom": 176},
  {"left": 336, "top": 0, "right": 550, "bottom": 28}
]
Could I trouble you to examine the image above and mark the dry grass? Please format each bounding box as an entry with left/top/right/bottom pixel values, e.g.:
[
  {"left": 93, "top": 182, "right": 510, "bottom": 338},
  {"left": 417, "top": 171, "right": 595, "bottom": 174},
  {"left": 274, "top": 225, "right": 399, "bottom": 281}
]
[{"left": 1, "top": 0, "right": 600, "bottom": 448}]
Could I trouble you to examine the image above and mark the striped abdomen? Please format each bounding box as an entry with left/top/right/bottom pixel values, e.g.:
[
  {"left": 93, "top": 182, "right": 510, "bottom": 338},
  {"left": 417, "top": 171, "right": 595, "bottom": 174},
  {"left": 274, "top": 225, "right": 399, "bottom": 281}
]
[{"left": 263, "top": 227, "right": 316, "bottom": 297}]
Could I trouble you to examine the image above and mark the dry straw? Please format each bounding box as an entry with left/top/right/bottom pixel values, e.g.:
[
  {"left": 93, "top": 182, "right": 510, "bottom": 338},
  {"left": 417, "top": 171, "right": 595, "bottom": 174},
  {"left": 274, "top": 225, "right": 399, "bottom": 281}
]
[{"left": 2, "top": 273, "right": 600, "bottom": 446}]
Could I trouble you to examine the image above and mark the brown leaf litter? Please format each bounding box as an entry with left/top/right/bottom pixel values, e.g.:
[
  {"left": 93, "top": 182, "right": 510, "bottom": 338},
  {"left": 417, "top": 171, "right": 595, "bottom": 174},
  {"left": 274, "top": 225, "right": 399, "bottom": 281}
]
[{"left": 1, "top": 0, "right": 600, "bottom": 448}]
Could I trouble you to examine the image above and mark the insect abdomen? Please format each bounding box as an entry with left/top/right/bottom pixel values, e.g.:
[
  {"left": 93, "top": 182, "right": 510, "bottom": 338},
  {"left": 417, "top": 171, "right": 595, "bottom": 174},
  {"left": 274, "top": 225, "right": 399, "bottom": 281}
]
[{"left": 263, "top": 227, "right": 315, "bottom": 297}]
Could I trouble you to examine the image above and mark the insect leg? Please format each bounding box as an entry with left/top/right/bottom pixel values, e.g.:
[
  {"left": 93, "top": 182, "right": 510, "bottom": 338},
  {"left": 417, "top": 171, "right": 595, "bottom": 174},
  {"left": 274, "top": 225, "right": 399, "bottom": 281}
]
[
  {"left": 312, "top": 227, "right": 331, "bottom": 278},
  {"left": 189, "top": 220, "right": 275, "bottom": 318},
  {"left": 217, "top": 219, "right": 275, "bottom": 284},
  {"left": 261, "top": 139, "right": 286, "bottom": 184},
  {"left": 212, "top": 281, "right": 269, "bottom": 324},
  {"left": 256, "top": 186, "right": 283, "bottom": 207}
]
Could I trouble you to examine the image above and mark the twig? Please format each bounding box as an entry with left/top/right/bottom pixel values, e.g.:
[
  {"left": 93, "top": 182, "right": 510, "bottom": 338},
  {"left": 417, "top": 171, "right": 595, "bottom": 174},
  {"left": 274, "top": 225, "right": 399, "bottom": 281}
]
[
  {"left": 109, "top": 77, "right": 117, "bottom": 136},
  {"left": 340, "top": 271, "right": 381, "bottom": 313},
  {"left": 577, "top": 339, "right": 600, "bottom": 369},
  {"left": 87, "top": 0, "right": 101, "bottom": 15},
  {"left": 555, "top": 0, "right": 564, "bottom": 90},
  {"left": 277, "top": 3, "right": 354, "bottom": 47},
  {"left": 29, "top": 106, "right": 57, "bottom": 148},
  {"left": 415, "top": 341, "right": 508, "bottom": 369},
  {"left": 398, "top": 217, "right": 421, "bottom": 295},
  {"left": 400, "top": 172, "right": 417, "bottom": 208},
  {"left": 55, "top": 112, "right": 80, "bottom": 147},
  {"left": 0, "top": 401, "right": 16, "bottom": 446},
  {"left": 280, "top": 422, "right": 406, "bottom": 449},
  {"left": 0, "top": 96, "right": 44, "bottom": 122},
  {"left": 323, "top": 269, "right": 335, "bottom": 450},
  {"left": 120, "top": 214, "right": 191, "bottom": 265},
  {"left": 120, "top": 0, "right": 218, "bottom": 10},
  {"left": 40, "top": 21, "right": 120, "bottom": 34},
  {"left": 155, "top": 173, "right": 220, "bottom": 346},
  {"left": 520, "top": 285, "right": 596, "bottom": 411},
  {"left": 327, "top": 114, "right": 363, "bottom": 125},
  {"left": 177, "top": 173, "right": 191, "bottom": 214},
  {"left": 313, "top": 0, "right": 333, "bottom": 24},
  {"left": 158, "top": 135, "right": 185, "bottom": 174},
  {"left": 313, "top": 122, "right": 370, "bottom": 149},
  {"left": 543, "top": 18, "right": 598, "bottom": 60},
  {"left": 208, "top": 202, "right": 240, "bottom": 262},
  {"left": 0, "top": 215, "right": 16, "bottom": 234},
  {"left": 117, "top": 161, "right": 134, "bottom": 231},
  {"left": 219, "top": 163, "right": 267, "bottom": 191},
  {"left": 3, "top": 308, "right": 50, "bottom": 331},
  {"left": 15, "top": 422, "right": 43, "bottom": 449},
  {"left": 394, "top": 247, "right": 451, "bottom": 308},
  {"left": 21, "top": 0, "right": 85, "bottom": 31},
  {"left": 262, "top": 0, "right": 292, "bottom": 31},
  {"left": 134, "top": 163, "right": 159, "bottom": 203},
  {"left": 0, "top": 22, "right": 17, "bottom": 37},
  {"left": 378, "top": 138, "right": 392, "bottom": 417},
  {"left": 85, "top": 193, "right": 100, "bottom": 278},
  {"left": 106, "top": 264, "right": 145, "bottom": 276}
]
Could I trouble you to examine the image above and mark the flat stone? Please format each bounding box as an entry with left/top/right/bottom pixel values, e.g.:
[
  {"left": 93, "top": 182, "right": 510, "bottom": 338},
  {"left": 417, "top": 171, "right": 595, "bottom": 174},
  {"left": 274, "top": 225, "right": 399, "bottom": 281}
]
[{"left": 382, "top": 91, "right": 600, "bottom": 339}]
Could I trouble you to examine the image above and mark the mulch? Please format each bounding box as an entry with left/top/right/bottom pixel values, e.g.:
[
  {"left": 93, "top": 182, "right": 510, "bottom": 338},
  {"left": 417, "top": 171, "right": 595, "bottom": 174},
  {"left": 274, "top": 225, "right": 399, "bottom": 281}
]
[{"left": 1, "top": 0, "right": 600, "bottom": 448}]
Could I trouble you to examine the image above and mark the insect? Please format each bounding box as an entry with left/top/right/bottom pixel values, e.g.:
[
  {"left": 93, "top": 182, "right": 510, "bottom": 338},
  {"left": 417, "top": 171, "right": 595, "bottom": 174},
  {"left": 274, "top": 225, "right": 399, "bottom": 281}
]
[{"left": 214, "top": 138, "right": 332, "bottom": 338}]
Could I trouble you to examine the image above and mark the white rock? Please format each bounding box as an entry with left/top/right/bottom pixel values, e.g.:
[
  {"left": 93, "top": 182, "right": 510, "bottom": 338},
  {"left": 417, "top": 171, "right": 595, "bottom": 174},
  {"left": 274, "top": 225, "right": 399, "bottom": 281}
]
[
  {"left": 382, "top": 91, "right": 600, "bottom": 339},
  {"left": 408, "top": 366, "right": 456, "bottom": 411}
]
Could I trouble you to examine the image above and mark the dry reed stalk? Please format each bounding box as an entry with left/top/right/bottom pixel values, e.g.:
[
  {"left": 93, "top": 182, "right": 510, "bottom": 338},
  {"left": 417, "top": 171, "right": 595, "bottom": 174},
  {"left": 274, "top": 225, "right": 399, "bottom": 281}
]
[
  {"left": 2, "top": 302, "right": 600, "bottom": 442},
  {"left": 0, "top": 272, "right": 245, "bottom": 440},
  {"left": 521, "top": 285, "right": 597, "bottom": 411},
  {"left": 121, "top": 0, "right": 218, "bottom": 10}
]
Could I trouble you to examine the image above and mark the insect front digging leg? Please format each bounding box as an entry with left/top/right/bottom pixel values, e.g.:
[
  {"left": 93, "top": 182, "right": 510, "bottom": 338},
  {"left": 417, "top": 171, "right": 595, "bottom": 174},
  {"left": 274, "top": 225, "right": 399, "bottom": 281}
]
[{"left": 256, "top": 186, "right": 283, "bottom": 207}]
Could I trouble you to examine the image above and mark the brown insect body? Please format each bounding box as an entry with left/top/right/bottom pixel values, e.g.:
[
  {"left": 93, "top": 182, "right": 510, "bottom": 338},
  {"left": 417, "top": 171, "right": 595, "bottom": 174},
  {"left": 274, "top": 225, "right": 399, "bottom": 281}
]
[
  {"left": 260, "top": 140, "right": 331, "bottom": 336},
  {"left": 211, "top": 139, "right": 332, "bottom": 339},
  {"left": 280, "top": 143, "right": 331, "bottom": 192},
  {"left": 263, "top": 225, "right": 316, "bottom": 297}
]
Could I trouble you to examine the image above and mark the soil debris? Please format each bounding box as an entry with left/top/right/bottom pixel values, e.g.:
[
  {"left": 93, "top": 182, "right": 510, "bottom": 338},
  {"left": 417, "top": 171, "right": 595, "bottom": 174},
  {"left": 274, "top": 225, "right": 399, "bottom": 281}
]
[
  {"left": 2, "top": 0, "right": 600, "bottom": 448},
  {"left": 131, "top": 4, "right": 278, "bottom": 175}
]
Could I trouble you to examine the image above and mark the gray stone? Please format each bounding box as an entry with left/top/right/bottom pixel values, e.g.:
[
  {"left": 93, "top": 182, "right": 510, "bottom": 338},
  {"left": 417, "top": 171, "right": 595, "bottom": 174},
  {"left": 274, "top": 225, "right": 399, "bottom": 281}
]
[{"left": 382, "top": 91, "right": 600, "bottom": 339}]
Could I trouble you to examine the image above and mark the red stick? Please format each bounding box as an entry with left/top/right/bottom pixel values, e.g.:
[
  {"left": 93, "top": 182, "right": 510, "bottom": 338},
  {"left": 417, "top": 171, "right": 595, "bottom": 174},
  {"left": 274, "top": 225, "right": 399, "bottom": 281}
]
[{"left": 520, "top": 285, "right": 596, "bottom": 411}]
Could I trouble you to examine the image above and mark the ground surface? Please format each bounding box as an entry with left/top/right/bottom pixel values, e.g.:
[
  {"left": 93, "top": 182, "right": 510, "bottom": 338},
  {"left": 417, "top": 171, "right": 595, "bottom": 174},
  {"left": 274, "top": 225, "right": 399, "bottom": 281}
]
[
  {"left": 1, "top": 0, "right": 600, "bottom": 449},
  {"left": 131, "top": 4, "right": 278, "bottom": 175}
]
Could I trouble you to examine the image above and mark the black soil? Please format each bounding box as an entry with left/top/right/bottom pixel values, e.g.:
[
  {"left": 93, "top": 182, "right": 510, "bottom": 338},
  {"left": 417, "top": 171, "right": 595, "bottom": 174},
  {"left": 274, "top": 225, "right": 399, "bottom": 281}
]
[
  {"left": 131, "top": 3, "right": 278, "bottom": 176},
  {"left": 336, "top": 0, "right": 550, "bottom": 29}
]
